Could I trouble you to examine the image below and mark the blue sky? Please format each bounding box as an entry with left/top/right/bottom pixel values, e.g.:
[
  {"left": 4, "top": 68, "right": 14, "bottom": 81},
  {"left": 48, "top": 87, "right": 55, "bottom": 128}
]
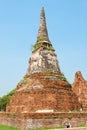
[{"left": 0, "top": 0, "right": 87, "bottom": 96}]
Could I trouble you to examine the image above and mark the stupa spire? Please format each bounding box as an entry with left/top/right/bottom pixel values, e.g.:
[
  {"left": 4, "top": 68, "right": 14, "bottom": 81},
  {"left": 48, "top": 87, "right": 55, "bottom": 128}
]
[{"left": 37, "top": 7, "right": 50, "bottom": 43}]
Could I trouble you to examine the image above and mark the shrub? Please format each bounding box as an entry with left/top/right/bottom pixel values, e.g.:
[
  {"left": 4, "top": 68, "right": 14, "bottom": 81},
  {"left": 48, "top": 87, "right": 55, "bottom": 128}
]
[{"left": 0, "top": 88, "right": 16, "bottom": 111}]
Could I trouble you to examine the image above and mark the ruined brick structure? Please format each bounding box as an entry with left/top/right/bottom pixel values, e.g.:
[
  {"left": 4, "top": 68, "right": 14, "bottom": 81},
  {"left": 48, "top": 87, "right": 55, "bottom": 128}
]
[
  {"left": 6, "top": 7, "right": 81, "bottom": 113},
  {"left": 73, "top": 71, "right": 87, "bottom": 111}
]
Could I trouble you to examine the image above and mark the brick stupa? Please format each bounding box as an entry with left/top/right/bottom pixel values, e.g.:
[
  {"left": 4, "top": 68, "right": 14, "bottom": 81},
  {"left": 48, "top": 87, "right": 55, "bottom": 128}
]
[{"left": 6, "top": 8, "right": 81, "bottom": 113}]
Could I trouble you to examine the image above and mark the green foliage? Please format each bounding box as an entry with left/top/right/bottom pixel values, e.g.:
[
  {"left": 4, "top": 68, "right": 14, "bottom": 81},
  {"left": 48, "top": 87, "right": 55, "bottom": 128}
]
[
  {"left": 38, "top": 37, "right": 44, "bottom": 41},
  {"left": 0, "top": 95, "right": 10, "bottom": 111},
  {"left": 0, "top": 88, "right": 16, "bottom": 111},
  {"left": 52, "top": 115, "right": 57, "bottom": 119},
  {"left": 32, "top": 40, "right": 55, "bottom": 52},
  {"left": 48, "top": 45, "right": 55, "bottom": 51},
  {"left": 56, "top": 75, "right": 68, "bottom": 82},
  {"left": 18, "top": 77, "right": 29, "bottom": 86},
  {"left": 31, "top": 43, "right": 40, "bottom": 52},
  {"left": 0, "top": 125, "right": 20, "bottom": 130},
  {"left": 56, "top": 125, "right": 65, "bottom": 129},
  {"left": 7, "top": 88, "right": 16, "bottom": 96},
  {"left": 29, "top": 128, "right": 52, "bottom": 130},
  {"left": 47, "top": 72, "right": 68, "bottom": 82},
  {"left": 61, "top": 76, "right": 68, "bottom": 82},
  {"left": 67, "top": 115, "right": 72, "bottom": 120},
  {"left": 12, "top": 113, "right": 16, "bottom": 119},
  {"left": 32, "top": 43, "right": 41, "bottom": 50},
  {"left": 78, "top": 123, "right": 85, "bottom": 127},
  {"left": 61, "top": 73, "right": 69, "bottom": 82}
]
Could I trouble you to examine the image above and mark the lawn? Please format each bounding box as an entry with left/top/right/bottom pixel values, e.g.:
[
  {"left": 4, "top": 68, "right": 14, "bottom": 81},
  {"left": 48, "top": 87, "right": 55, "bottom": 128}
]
[
  {"left": 0, "top": 125, "right": 52, "bottom": 130},
  {"left": 0, "top": 125, "right": 20, "bottom": 130}
]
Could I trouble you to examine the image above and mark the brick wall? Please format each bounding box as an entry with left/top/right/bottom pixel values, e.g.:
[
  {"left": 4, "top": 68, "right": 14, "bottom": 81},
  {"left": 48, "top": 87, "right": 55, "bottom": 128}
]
[{"left": 0, "top": 112, "right": 87, "bottom": 130}]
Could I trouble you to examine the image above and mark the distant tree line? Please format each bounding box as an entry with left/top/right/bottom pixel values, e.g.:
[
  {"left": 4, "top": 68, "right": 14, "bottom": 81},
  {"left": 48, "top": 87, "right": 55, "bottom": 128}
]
[{"left": 0, "top": 88, "right": 16, "bottom": 111}]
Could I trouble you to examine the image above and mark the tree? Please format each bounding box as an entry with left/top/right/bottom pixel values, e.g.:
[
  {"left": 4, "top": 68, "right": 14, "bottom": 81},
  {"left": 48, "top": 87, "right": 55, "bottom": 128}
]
[{"left": 0, "top": 88, "right": 16, "bottom": 111}]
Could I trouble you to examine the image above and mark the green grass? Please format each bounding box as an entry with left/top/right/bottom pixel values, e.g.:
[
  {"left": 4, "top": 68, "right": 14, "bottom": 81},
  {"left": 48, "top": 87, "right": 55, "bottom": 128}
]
[
  {"left": 29, "top": 126, "right": 65, "bottom": 130},
  {"left": 29, "top": 128, "right": 49, "bottom": 130},
  {"left": 0, "top": 125, "right": 20, "bottom": 130}
]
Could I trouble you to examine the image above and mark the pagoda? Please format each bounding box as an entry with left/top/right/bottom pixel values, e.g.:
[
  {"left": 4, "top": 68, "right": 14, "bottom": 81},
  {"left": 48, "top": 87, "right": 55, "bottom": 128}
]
[
  {"left": 28, "top": 7, "right": 60, "bottom": 74},
  {"left": 6, "top": 8, "right": 81, "bottom": 113}
]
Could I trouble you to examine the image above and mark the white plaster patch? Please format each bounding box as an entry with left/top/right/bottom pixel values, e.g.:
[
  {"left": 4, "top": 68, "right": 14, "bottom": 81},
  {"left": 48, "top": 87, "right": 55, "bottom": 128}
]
[{"left": 36, "top": 109, "right": 54, "bottom": 113}]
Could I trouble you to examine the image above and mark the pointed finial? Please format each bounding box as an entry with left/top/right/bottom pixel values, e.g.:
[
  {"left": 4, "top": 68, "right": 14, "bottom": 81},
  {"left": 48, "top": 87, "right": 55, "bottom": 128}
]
[{"left": 37, "top": 7, "right": 51, "bottom": 44}]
